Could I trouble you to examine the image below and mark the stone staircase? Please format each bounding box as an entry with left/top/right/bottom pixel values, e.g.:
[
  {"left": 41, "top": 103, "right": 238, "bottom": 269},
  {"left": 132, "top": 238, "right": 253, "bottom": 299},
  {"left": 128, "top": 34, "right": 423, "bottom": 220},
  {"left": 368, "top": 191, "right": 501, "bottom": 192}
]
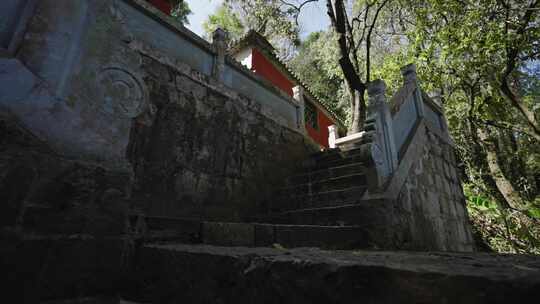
[
  {"left": 129, "top": 146, "right": 375, "bottom": 251},
  {"left": 5, "top": 62, "right": 515, "bottom": 303},
  {"left": 274, "top": 148, "right": 368, "bottom": 212},
  {"left": 16, "top": 145, "right": 374, "bottom": 251},
  {"left": 139, "top": 215, "right": 369, "bottom": 250}
]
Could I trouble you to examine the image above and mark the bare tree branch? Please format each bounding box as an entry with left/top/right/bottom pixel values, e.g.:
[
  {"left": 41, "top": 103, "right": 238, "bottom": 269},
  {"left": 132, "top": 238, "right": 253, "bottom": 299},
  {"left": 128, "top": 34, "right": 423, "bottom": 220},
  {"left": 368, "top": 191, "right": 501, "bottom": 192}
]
[
  {"left": 326, "top": 0, "right": 365, "bottom": 92},
  {"left": 365, "top": 0, "right": 390, "bottom": 82},
  {"left": 278, "top": 0, "right": 318, "bottom": 25},
  {"left": 500, "top": 0, "right": 540, "bottom": 140}
]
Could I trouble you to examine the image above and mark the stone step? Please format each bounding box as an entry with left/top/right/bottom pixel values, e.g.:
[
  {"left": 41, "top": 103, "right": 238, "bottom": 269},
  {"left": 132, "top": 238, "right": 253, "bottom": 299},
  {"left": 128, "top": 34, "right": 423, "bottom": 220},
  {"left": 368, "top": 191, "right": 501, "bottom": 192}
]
[
  {"left": 137, "top": 216, "right": 201, "bottom": 243},
  {"left": 287, "top": 162, "right": 367, "bottom": 186},
  {"left": 301, "top": 148, "right": 368, "bottom": 171},
  {"left": 203, "top": 222, "right": 368, "bottom": 249},
  {"left": 314, "top": 155, "right": 366, "bottom": 170},
  {"left": 144, "top": 229, "right": 199, "bottom": 243},
  {"left": 139, "top": 216, "right": 368, "bottom": 250},
  {"left": 274, "top": 186, "right": 367, "bottom": 212},
  {"left": 308, "top": 147, "right": 363, "bottom": 163},
  {"left": 133, "top": 243, "right": 540, "bottom": 304},
  {"left": 280, "top": 174, "right": 367, "bottom": 199},
  {"left": 308, "top": 154, "right": 369, "bottom": 171},
  {"left": 262, "top": 199, "right": 392, "bottom": 227}
]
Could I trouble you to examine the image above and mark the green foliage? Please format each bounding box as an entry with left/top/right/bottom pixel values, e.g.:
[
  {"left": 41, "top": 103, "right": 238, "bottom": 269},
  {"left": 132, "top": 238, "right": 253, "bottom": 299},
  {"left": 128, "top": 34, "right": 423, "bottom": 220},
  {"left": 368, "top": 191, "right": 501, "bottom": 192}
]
[
  {"left": 465, "top": 184, "right": 540, "bottom": 254},
  {"left": 170, "top": 0, "right": 192, "bottom": 24},
  {"left": 287, "top": 31, "right": 349, "bottom": 121},
  {"left": 203, "top": 0, "right": 302, "bottom": 56},
  {"left": 202, "top": 4, "right": 245, "bottom": 41},
  {"left": 202, "top": 0, "right": 540, "bottom": 253},
  {"left": 401, "top": 0, "right": 540, "bottom": 253},
  {"left": 224, "top": 0, "right": 301, "bottom": 45}
]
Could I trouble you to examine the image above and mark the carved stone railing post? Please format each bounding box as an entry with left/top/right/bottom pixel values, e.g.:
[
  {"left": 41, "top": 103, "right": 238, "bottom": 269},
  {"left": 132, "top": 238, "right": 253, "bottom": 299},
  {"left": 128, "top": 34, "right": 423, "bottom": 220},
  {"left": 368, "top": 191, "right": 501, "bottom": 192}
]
[
  {"left": 401, "top": 64, "right": 424, "bottom": 118},
  {"left": 365, "top": 80, "right": 398, "bottom": 190},
  {"left": 211, "top": 28, "right": 228, "bottom": 81},
  {"left": 328, "top": 125, "right": 338, "bottom": 149},
  {"left": 292, "top": 85, "right": 306, "bottom": 133},
  {"left": 431, "top": 89, "right": 443, "bottom": 107},
  {"left": 430, "top": 89, "right": 449, "bottom": 132}
]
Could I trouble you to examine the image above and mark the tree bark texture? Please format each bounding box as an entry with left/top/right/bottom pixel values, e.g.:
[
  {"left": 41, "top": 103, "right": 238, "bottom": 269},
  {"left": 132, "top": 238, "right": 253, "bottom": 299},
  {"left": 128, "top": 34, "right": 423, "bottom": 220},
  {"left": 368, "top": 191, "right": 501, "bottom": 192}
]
[{"left": 476, "top": 126, "right": 523, "bottom": 210}]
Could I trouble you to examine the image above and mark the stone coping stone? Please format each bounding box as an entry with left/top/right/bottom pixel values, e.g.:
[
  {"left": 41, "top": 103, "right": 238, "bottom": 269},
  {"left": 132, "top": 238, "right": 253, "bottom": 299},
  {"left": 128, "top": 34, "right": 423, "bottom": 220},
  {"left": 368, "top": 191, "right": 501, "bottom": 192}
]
[
  {"left": 40, "top": 297, "right": 143, "bottom": 304},
  {"left": 141, "top": 216, "right": 368, "bottom": 249},
  {"left": 266, "top": 199, "right": 390, "bottom": 227},
  {"left": 135, "top": 244, "right": 540, "bottom": 304}
]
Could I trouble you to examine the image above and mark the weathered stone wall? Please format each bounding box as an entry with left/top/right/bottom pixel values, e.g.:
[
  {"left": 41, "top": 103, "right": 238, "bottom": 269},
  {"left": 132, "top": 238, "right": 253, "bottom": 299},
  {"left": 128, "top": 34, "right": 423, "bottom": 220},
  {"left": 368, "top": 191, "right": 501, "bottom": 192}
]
[
  {"left": 0, "top": 109, "right": 131, "bottom": 235},
  {"left": 134, "top": 244, "right": 540, "bottom": 304},
  {"left": 128, "top": 53, "right": 315, "bottom": 220},
  {"left": 1, "top": 0, "right": 475, "bottom": 250},
  {"left": 0, "top": 0, "right": 316, "bottom": 221},
  {"left": 392, "top": 124, "right": 475, "bottom": 251},
  {"left": 348, "top": 74, "right": 476, "bottom": 252},
  {"left": 1, "top": 0, "right": 305, "bottom": 168}
]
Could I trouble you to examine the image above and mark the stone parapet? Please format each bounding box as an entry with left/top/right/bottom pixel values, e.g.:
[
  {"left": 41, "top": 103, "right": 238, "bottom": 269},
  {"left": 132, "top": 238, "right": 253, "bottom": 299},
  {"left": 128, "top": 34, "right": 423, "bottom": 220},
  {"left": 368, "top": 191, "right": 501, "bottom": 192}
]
[{"left": 134, "top": 243, "right": 540, "bottom": 303}]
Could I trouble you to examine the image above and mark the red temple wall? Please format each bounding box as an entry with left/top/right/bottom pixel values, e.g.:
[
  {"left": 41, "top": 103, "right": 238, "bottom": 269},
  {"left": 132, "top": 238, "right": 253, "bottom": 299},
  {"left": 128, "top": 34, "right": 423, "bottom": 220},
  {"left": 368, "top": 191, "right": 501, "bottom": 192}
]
[
  {"left": 251, "top": 49, "right": 294, "bottom": 97},
  {"left": 306, "top": 108, "right": 333, "bottom": 148},
  {"left": 250, "top": 48, "right": 336, "bottom": 148},
  {"left": 147, "top": 0, "right": 172, "bottom": 15}
]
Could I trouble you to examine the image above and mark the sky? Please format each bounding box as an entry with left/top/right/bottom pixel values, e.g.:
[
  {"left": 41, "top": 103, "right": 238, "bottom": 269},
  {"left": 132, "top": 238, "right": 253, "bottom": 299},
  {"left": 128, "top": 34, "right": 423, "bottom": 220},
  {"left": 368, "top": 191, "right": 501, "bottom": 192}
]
[{"left": 184, "top": 0, "right": 330, "bottom": 39}]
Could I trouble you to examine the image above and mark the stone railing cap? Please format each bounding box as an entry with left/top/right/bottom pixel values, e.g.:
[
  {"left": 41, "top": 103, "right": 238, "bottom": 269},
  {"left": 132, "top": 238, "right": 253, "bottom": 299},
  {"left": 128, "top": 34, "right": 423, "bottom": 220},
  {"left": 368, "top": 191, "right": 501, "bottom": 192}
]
[
  {"left": 401, "top": 64, "right": 417, "bottom": 82},
  {"left": 367, "top": 79, "right": 386, "bottom": 96},
  {"left": 292, "top": 86, "right": 304, "bottom": 93},
  {"left": 401, "top": 64, "right": 416, "bottom": 75},
  {"left": 212, "top": 28, "right": 228, "bottom": 42}
]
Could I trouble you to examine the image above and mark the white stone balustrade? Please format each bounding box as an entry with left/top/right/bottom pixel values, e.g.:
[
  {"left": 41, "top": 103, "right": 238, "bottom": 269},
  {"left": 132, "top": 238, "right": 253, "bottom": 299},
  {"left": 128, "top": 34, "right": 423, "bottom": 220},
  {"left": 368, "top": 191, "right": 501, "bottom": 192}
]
[
  {"left": 328, "top": 126, "right": 365, "bottom": 149},
  {"left": 292, "top": 86, "right": 306, "bottom": 133},
  {"left": 211, "top": 28, "right": 228, "bottom": 81}
]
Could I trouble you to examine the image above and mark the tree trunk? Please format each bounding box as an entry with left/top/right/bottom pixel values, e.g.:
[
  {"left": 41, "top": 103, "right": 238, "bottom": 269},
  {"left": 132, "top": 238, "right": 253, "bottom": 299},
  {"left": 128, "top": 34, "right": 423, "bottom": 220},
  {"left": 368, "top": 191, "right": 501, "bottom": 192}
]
[
  {"left": 348, "top": 88, "right": 366, "bottom": 134},
  {"left": 499, "top": 80, "right": 540, "bottom": 141},
  {"left": 476, "top": 126, "right": 523, "bottom": 210}
]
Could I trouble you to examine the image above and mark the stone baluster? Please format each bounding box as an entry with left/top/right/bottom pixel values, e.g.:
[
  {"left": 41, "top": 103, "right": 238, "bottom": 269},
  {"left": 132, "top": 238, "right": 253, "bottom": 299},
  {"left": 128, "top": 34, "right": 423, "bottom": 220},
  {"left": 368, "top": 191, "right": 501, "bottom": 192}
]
[
  {"left": 292, "top": 86, "right": 306, "bottom": 133},
  {"left": 431, "top": 88, "right": 443, "bottom": 107},
  {"left": 430, "top": 89, "right": 449, "bottom": 132},
  {"left": 328, "top": 125, "right": 338, "bottom": 149},
  {"left": 401, "top": 63, "right": 424, "bottom": 118},
  {"left": 367, "top": 80, "right": 398, "bottom": 188},
  {"left": 211, "top": 28, "right": 228, "bottom": 81}
]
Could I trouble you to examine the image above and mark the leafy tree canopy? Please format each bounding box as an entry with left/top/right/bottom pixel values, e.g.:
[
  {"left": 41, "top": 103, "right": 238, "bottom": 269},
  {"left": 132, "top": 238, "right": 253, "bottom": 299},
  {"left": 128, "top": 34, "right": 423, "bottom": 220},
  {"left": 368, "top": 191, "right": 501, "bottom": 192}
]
[
  {"left": 170, "top": 0, "right": 192, "bottom": 24},
  {"left": 202, "top": 3, "right": 245, "bottom": 41},
  {"left": 203, "top": 0, "right": 306, "bottom": 57},
  {"left": 200, "top": 0, "right": 540, "bottom": 253}
]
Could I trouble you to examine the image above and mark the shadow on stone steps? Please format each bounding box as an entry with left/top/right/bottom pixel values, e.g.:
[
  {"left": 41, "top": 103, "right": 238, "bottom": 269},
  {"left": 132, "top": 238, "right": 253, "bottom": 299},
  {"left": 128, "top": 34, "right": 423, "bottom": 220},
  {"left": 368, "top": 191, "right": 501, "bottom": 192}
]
[
  {"left": 131, "top": 243, "right": 540, "bottom": 304},
  {"left": 140, "top": 215, "right": 371, "bottom": 250}
]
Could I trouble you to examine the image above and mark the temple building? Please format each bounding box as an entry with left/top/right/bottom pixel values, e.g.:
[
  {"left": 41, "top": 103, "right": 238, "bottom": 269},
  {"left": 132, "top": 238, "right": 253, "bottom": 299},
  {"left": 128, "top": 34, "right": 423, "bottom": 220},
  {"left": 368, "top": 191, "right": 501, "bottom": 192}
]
[
  {"left": 230, "top": 30, "right": 345, "bottom": 148},
  {"left": 145, "top": 0, "right": 173, "bottom": 15}
]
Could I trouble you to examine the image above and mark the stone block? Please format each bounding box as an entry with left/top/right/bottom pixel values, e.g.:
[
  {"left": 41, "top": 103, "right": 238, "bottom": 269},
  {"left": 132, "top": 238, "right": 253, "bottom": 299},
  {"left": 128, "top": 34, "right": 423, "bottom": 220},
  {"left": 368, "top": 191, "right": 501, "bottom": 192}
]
[
  {"left": 443, "top": 160, "right": 451, "bottom": 178},
  {"left": 136, "top": 243, "right": 540, "bottom": 304},
  {"left": 436, "top": 156, "right": 444, "bottom": 173},
  {"left": 145, "top": 217, "right": 201, "bottom": 242},
  {"left": 254, "top": 224, "right": 275, "bottom": 246},
  {"left": 175, "top": 74, "right": 207, "bottom": 100},
  {"left": 202, "top": 222, "right": 255, "bottom": 247},
  {"left": 425, "top": 191, "right": 440, "bottom": 216},
  {"left": 273, "top": 225, "right": 368, "bottom": 249}
]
